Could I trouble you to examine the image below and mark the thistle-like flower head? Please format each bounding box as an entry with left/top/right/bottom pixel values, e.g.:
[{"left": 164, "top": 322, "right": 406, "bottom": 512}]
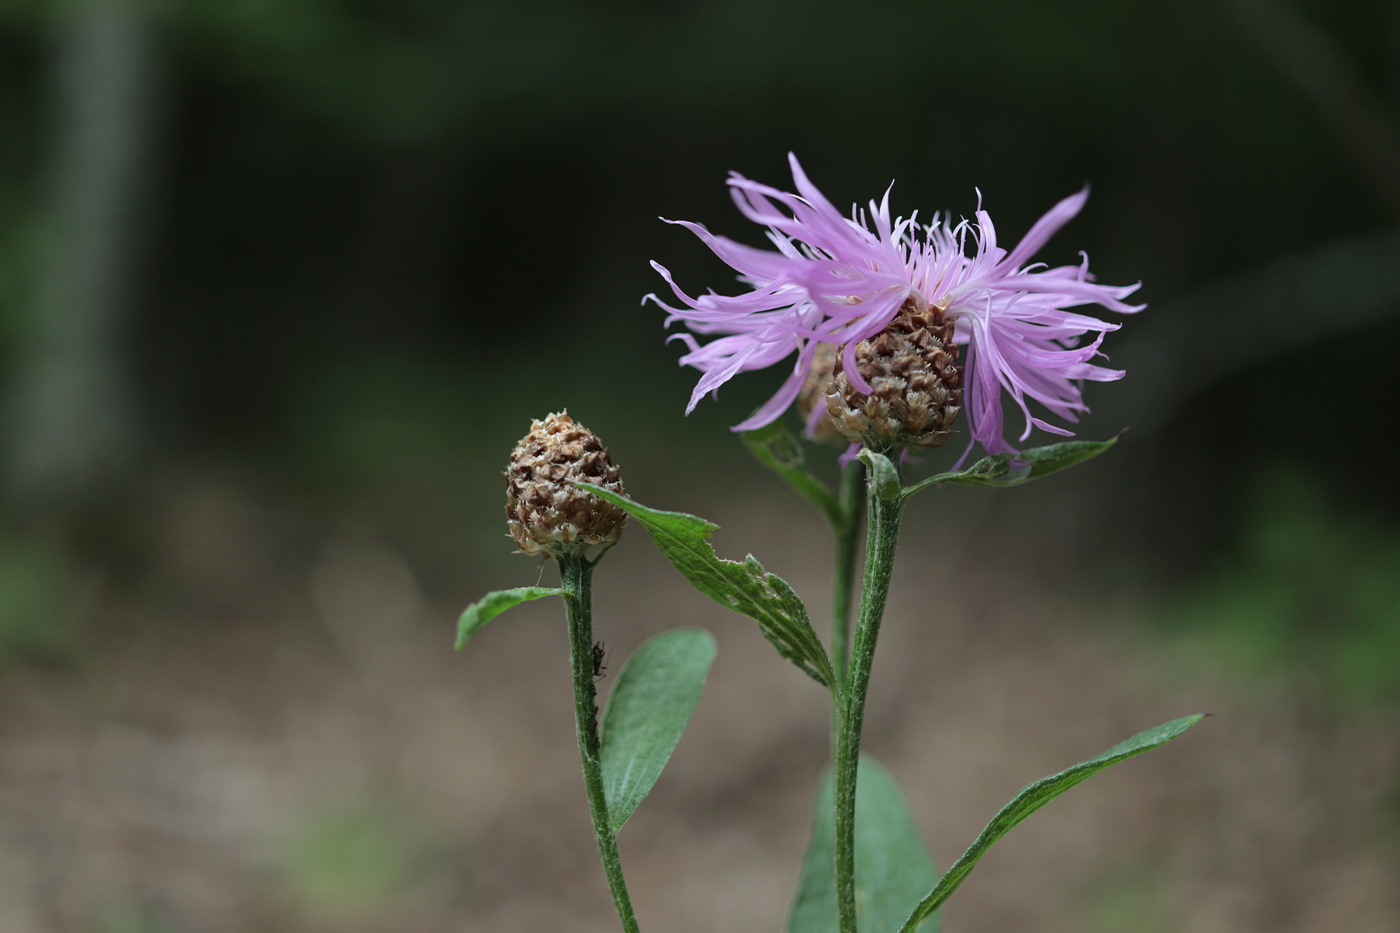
[{"left": 645, "top": 154, "right": 1144, "bottom": 457}]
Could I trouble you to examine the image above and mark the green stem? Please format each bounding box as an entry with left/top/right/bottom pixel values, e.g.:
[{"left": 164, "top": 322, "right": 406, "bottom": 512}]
[
  {"left": 559, "top": 552, "right": 641, "bottom": 933},
  {"left": 830, "top": 460, "right": 866, "bottom": 688},
  {"left": 834, "top": 462, "right": 906, "bottom": 933}
]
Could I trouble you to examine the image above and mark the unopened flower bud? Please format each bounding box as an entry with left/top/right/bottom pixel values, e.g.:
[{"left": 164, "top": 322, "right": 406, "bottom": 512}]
[
  {"left": 824, "top": 299, "right": 962, "bottom": 450},
  {"left": 505, "top": 412, "right": 627, "bottom": 557}
]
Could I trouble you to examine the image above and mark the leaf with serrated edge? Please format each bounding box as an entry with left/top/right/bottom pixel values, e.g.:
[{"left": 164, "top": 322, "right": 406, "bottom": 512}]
[
  {"left": 902, "top": 437, "right": 1119, "bottom": 499},
  {"left": 788, "top": 756, "right": 939, "bottom": 933},
  {"left": 600, "top": 628, "right": 717, "bottom": 833},
  {"left": 456, "top": 587, "right": 567, "bottom": 649},
  {"left": 741, "top": 422, "right": 843, "bottom": 529},
  {"left": 577, "top": 482, "right": 837, "bottom": 691},
  {"left": 897, "top": 715, "right": 1205, "bottom": 933}
]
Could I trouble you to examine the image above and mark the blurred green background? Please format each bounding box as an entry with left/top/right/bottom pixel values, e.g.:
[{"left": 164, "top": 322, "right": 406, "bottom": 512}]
[{"left": 1, "top": 0, "right": 1397, "bottom": 931}]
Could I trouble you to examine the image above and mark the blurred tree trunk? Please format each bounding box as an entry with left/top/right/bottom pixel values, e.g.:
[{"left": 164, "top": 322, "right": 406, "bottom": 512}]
[{"left": 4, "top": 0, "right": 160, "bottom": 515}]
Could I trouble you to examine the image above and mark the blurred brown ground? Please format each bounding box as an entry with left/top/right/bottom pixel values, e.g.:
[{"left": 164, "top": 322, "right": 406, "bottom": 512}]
[{"left": 2, "top": 467, "right": 1395, "bottom": 933}]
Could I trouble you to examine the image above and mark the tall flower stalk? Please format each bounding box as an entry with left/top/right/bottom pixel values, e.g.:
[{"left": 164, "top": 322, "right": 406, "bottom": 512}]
[
  {"left": 559, "top": 550, "right": 640, "bottom": 933},
  {"left": 834, "top": 459, "right": 906, "bottom": 931}
]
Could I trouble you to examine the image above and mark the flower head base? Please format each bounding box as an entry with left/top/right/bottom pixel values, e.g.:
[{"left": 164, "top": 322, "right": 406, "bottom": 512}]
[
  {"left": 505, "top": 412, "right": 627, "bottom": 558},
  {"left": 825, "top": 298, "right": 962, "bottom": 451},
  {"left": 645, "top": 155, "right": 1143, "bottom": 458}
]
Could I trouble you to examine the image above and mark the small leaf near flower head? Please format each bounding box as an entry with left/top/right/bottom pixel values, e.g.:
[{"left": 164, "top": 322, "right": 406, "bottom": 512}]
[
  {"left": 740, "top": 421, "right": 843, "bottom": 531},
  {"left": 858, "top": 449, "right": 902, "bottom": 501},
  {"left": 901, "top": 436, "right": 1120, "bottom": 500},
  {"left": 456, "top": 587, "right": 567, "bottom": 650},
  {"left": 577, "top": 482, "right": 838, "bottom": 692}
]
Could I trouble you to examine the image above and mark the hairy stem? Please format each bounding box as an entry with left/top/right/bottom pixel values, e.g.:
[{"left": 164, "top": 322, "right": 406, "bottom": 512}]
[
  {"left": 834, "top": 465, "right": 906, "bottom": 933},
  {"left": 559, "top": 551, "right": 641, "bottom": 933}
]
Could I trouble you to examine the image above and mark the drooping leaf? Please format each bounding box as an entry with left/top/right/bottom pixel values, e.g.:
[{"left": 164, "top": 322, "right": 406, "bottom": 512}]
[
  {"left": 858, "top": 449, "right": 902, "bottom": 501},
  {"left": 741, "top": 421, "right": 844, "bottom": 530},
  {"left": 577, "top": 483, "right": 837, "bottom": 691},
  {"left": 901, "top": 437, "right": 1119, "bottom": 499},
  {"left": 600, "top": 628, "right": 717, "bottom": 833},
  {"left": 897, "top": 715, "right": 1205, "bottom": 933},
  {"left": 788, "top": 756, "right": 939, "bottom": 933},
  {"left": 456, "top": 587, "right": 566, "bottom": 649}
]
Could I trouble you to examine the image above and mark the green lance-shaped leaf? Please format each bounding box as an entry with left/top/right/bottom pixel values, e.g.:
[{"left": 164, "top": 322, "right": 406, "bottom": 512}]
[
  {"left": 901, "top": 437, "right": 1120, "bottom": 500},
  {"left": 741, "top": 421, "right": 844, "bottom": 530},
  {"left": 456, "top": 587, "right": 567, "bottom": 649},
  {"left": 788, "top": 756, "right": 939, "bottom": 933},
  {"left": 897, "top": 714, "right": 1205, "bottom": 933},
  {"left": 600, "top": 628, "right": 717, "bottom": 833},
  {"left": 577, "top": 483, "right": 837, "bottom": 691}
]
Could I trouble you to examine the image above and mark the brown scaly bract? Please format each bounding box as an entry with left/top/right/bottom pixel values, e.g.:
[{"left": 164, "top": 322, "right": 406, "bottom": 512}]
[
  {"left": 824, "top": 299, "right": 963, "bottom": 451},
  {"left": 795, "top": 341, "right": 845, "bottom": 445},
  {"left": 505, "top": 412, "right": 627, "bottom": 557}
]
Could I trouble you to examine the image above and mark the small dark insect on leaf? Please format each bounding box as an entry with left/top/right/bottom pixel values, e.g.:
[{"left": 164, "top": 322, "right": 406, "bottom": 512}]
[
  {"left": 592, "top": 641, "right": 607, "bottom": 679},
  {"left": 589, "top": 703, "right": 600, "bottom": 738}
]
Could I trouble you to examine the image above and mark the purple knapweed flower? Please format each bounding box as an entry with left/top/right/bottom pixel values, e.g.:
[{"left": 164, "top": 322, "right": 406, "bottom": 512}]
[{"left": 644, "top": 154, "right": 1144, "bottom": 458}]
